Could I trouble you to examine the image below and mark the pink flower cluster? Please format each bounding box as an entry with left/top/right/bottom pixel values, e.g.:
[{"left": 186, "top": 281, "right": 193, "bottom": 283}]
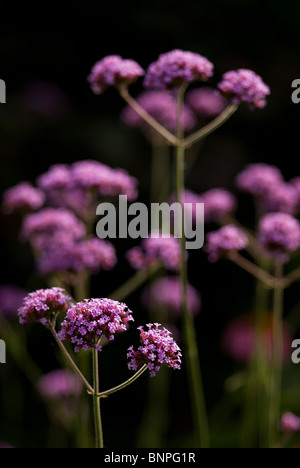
[
  {"left": 18, "top": 288, "right": 73, "bottom": 325},
  {"left": 127, "top": 323, "right": 182, "bottom": 377},
  {"left": 57, "top": 298, "right": 134, "bottom": 352},
  {"left": 206, "top": 225, "right": 248, "bottom": 262},
  {"left": 127, "top": 233, "right": 181, "bottom": 271},
  {"left": 88, "top": 55, "right": 144, "bottom": 94},
  {"left": 2, "top": 182, "right": 45, "bottom": 214}
]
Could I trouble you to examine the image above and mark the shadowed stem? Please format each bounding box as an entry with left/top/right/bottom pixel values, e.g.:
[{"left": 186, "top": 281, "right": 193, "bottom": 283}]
[
  {"left": 269, "top": 261, "right": 284, "bottom": 448},
  {"left": 92, "top": 348, "right": 104, "bottom": 448},
  {"left": 182, "top": 104, "right": 238, "bottom": 148},
  {"left": 176, "top": 84, "right": 210, "bottom": 448},
  {"left": 48, "top": 324, "right": 94, "bottom": 395},
  {"left": 119, "top": 87, "right": 179, "bottom": 146},
  {"left": 96, "top": 364, "right": 148, "bottom": 398},
  {"left": 227, "top": 252, "right": 275, "bottom": 287}
]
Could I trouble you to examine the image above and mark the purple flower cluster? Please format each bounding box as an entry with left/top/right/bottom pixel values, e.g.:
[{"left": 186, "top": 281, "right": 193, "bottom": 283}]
[
  {"left": 126, "top": 233, "right": 181, "bottom": 271},
  {"left": 121, "top": 90, "right": 196, "bottom": 134},
  {"left": 37, "top": 369, "right": 82, "bottom": 399},
  {"left": 258, "top": 213, "right": 300, "bottom": 262},
  {"left": 218, "top": 69, "right": 270, "bottom": 109},
  {"left": 2, "top": 182, "right": 45, "bottom": 214},
  {"left": 236, "top": 163, "right": 283, "bottom": 197},
  {"left": 38, "top": 237, "right": 117, "bottom": 275},
  {"left": 206, "top": 225, "right": 248, "bottom": 262},
  {"left": 88, "top": 55, "right": 144, "bottom": 94},
  {"left": 21, "top": 208, "right": 86, "bottom": 249},
  {"left": 186, "top": 87, "right": 227, "bottom": 118},
  {"left": 38, "top": 160, "right": 138, "bottom": 213},
  {"left": 18, "top": 287, "right": 73, "bottom": 325},
  {"left": 199, "top": 188, "right": 237, "bottom": 223},
  {"left": 127, "top": 323, "right": 182, "bottom": 377},
  {"left": 280, "top": 412, "right": 300, "bottom": 434},
  {"left": 144, "top": 276, "right": 201, "bottom": 317},
  {"left": 144, "top": 50, "right": 214, "bottom": 90},
  {"left": 57, "top": 298, "right": 134, "bottom": 352},
  {"left": 236, "top": 163, "right": 300, "bottom": 215}
]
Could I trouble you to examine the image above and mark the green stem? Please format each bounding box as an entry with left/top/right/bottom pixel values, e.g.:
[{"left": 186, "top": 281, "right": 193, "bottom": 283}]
[
  {"left": 48, "top": 324, "right": 94, "bottom": 395},
  {"left": 109, "top": 263, "right": 162, "bottom": 302},
  {"left": 269, "top": 261, "right": 284, "bottom": 448},
  {"left": 175, "top": 84, "right": 210, "bottom": 448},
  {"left": 227, "top": 252, "right": 275, "bottom": 288},
  {"left": 98, "top": 364, "right": 147, "bottom": 398},
  {"left": 119, "top": 87, "right": 179, "bottom": 146},
  {"left": 92, "top": 348, "right": 104, "bottom": 448},
  {"left": 182, "top": 104, "right": 238, "bottom": 148}
]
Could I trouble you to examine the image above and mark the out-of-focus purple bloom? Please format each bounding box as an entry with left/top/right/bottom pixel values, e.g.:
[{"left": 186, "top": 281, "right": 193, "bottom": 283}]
[
  {"left": 19, "top": 81, "right": 70, "bottom": 118},
  {"left": 88, "top": 55, "right": 144, "bottom": 94},
  {"left": 0, "top": 284, "right": 26, "bottom": 319},
  {"left": 37, "top": 164, "right": 71, "bottom": 204},
  {"left": 258, "top": 213, "right": 300, "bottom": 262},
  {"left": 121, "top": 90, "right": 196, "bottom": 134},
  {"left": 218, "top": 69, "right": 270, "bottom": 109},
  {"left": 186, "top": 87, "right": 227, "bottom": 118},
  {"left": 259, "top": 182, "right": 299, "bottom": 216},
  {"left": 126, "top": 233, "right": 181, "bottom": 271},
  {"left": 236, "top": 163, "right": 283, "bottom": 197},
  {"left": 144, "top": 50, "right": 213, "bottom": 90},
  {"left": 206, "top": 225, "right": 248, "bottom": 262},
  {"left": 280, "top": 412, "right": 300, "bottom": 434},
  {"left": 143, "top": 276, "right": 201, "bottom": 317},
  {"left": 37, "top": 369, "right": 82, "bottom": 399},
  {"left": 21, "top": 208, "right": 86, "bottom": 249},
  {"left": 58, "top": 298, "right": 134, "bottom": 352},
  {"left": 169, "top": 189, "right": 202, "bottom": 223},
  {"left": 199, "top": 188, "right": 237, "bottom": 223},
  {"left": 127, "top": 323, "right": 182, "bottom": 377},
  {"left": 38, "top": 237, "right": 117, "bottom": 275},
  {"left": 2, "top": 182, "right": 45, "bottom": 214},
  {"left": 18, "top": 288, "right": 73, "bottom": 325},
  {"left": 221, "top": 314, "right": 292, "bottom": 364},
  {"left": 71, "top": 160, "right": 138, "bottom": 201}
]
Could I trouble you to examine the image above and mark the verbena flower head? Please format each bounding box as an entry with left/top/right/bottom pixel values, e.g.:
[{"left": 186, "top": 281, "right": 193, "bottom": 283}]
[
  {"left": 186, "top": 87, "right": 227, "bottom": 118},
  {"left": 38, "top": 237, "right": 117, "bottom": 275},
  {"left": 0, "top": 284, "right": 26, "bottom": 319},
  {"left": 206, "top": 225, "right": 248, "bottom": 262},
  {"left": 259, "top": 182, "right": 299, "bottom": 216},
  {"left": 71, "top": 160, "right": 138, "bottom": 200},
  {"left": 126, "top": 233, "right": 181, "bottom": 271},
  {"left": 37, "top": 369, "right": 82, "bottom": 399},
  {"left": 236, "top": 163, "right": 283, "bottom": 197},
  {"left": 37, "top": 164, "right": 71, "bottom": 203},
  {"left": 21, "top": 208, "right": 86, "bottom": 249},
  {"left": 144, "top": 49, "right": 213, "bottom": 90},
  {"left": 199, "top": 188, "right": 237, "bottom": 223},
  {"left": 88, "top": 55, "right": 144, "bottom": 94},
  {"left": 280, "top": 412, "right": 300, "bottom": 434},
  {"left": 144, "top": 276, "right": 201, "bottom": 317},
  {"left": 218, "top": 69, "right": 270, "bottom": 109},
  {"left": 57, "top": 298, "right": 134, "bottom": 352},
  {"left": 2, "top": 182, "right": 45, "bottom": 214},
  {"left": 18, "top": 287, "right": 73, "bottom": 325},
  {"left": 127, "top": 323, "right": 182, "bottom": 377},
  {"left": 121, "top": 90, "right": 196, "bottom": 134},
  {"left": 258, "top": 212, "right": 300, "bottom": 262}
]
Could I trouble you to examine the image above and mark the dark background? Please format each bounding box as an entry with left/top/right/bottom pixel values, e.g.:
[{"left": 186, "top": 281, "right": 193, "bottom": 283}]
[{"left": 1, "top": 0, "right": 300, "bottom": 448}]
